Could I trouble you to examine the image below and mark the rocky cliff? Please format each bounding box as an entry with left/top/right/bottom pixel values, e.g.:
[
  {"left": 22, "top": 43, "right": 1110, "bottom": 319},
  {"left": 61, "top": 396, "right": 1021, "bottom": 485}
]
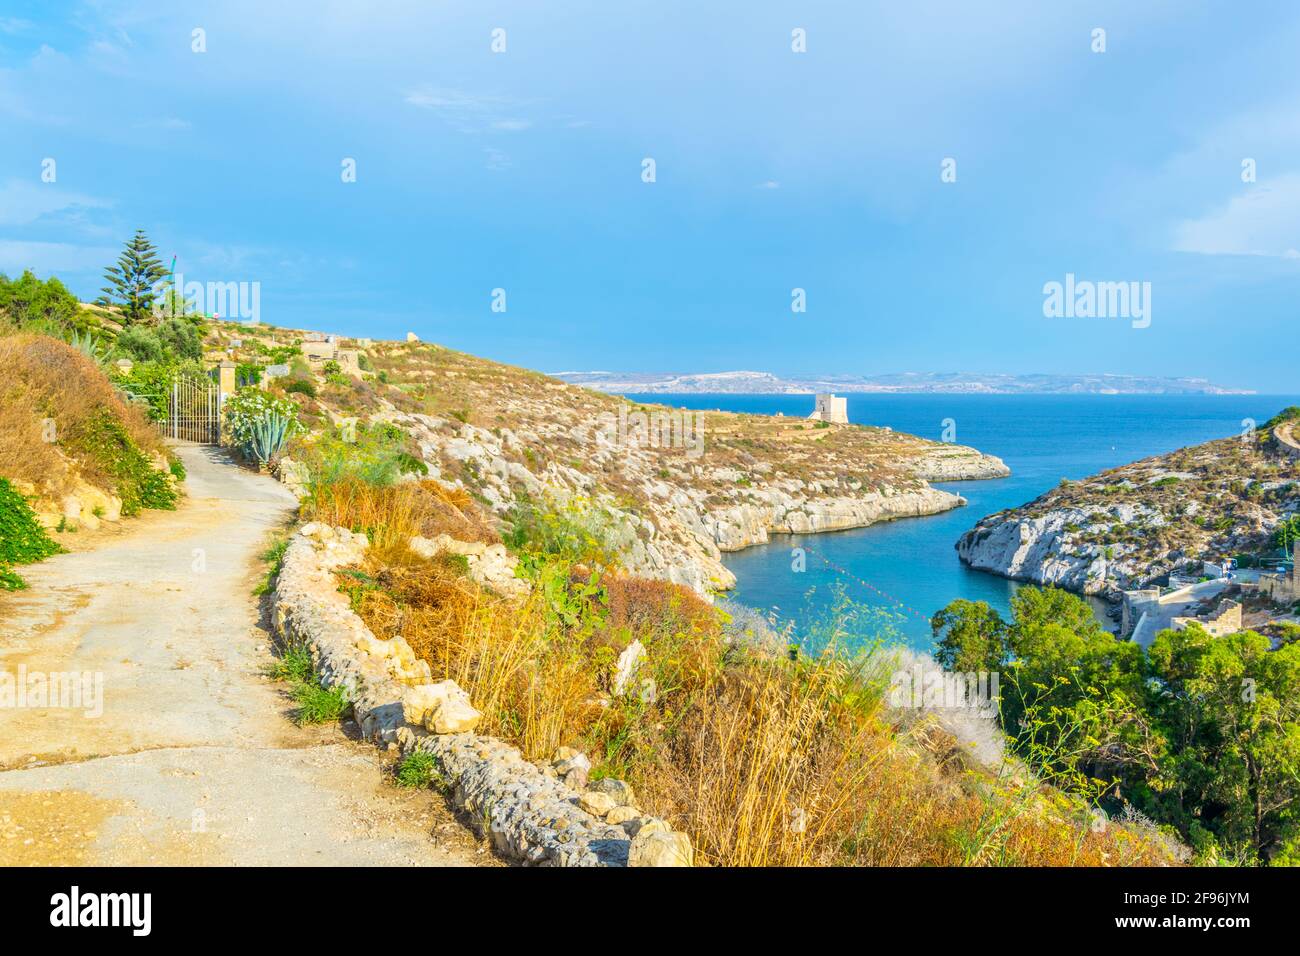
[
  {"left": 957, "top": 427, "right": 1300, "bottom": 597},
  {"left": 225, "top": 327, "right": 1009, "bottom": 595}
]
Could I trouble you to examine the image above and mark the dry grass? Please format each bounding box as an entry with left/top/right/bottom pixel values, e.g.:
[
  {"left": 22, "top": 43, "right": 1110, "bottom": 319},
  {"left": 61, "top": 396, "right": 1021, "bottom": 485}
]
[
  {"left": 305, "top": 476, "right": 498, "bottom": 565},
  {"left": 0, "top": 332, "right": 165, "bottom": 494},
  {"left": 344, "top": 549, "right": 1178, "bottom": 867}
]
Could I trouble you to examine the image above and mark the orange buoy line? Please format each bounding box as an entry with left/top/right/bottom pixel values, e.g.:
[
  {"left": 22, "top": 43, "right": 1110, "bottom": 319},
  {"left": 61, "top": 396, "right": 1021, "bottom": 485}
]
[{"left": 798, "top": 543, "right": 935, "bottom": 625}]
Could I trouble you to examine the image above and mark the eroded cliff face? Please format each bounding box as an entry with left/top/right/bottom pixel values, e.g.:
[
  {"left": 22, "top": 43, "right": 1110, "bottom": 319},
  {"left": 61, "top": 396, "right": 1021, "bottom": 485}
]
[
  {"left": 375, "top": 408, "right": 1001, "bottom": 594},
  {"left": 214, "top": 326, "right": 1010, "bottom": 593},
  {"left": 956, "top": 433, "right": 1300, "bottom": 598},
  {"left": 266, "top": 339, "right": 1009, "bottom": 596}
]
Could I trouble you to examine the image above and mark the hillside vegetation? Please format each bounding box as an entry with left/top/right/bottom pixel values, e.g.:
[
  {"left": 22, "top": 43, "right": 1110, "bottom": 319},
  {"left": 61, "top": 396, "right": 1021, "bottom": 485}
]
[
  {"left": 218, "top": 321, "right": 1179, "bottom": 867},
  {"left": 0, "top": 254, "right": 198, "bottom": 586},
  {"left": 958, "top": 426, "right": 1300, "bottom": 595},
  {"left": 212, "top": 320, "right": 1008, "bottom": 596}
]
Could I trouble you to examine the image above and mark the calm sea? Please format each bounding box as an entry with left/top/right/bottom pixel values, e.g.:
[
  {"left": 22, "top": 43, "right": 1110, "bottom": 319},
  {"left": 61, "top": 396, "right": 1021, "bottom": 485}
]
[{"left": 624, "top": 392, "right": 1300, "bottom": 651}]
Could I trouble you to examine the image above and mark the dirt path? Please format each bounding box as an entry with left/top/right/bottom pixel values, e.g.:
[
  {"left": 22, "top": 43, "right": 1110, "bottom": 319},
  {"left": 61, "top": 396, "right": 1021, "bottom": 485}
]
[{"left": 0, "top": 445, "right": 490, "bottom": 866}]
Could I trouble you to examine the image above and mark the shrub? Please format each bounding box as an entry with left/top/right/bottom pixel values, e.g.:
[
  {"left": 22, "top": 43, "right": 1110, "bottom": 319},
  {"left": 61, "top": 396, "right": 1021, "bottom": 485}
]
[
  {"left": 292, "top": 680, "right": 350, "bottom": 725},
  {"left": 222, "top": 388, "right": 301, "bottom": 463},
  {"left": 155, "top": 318, "right": 203, "bottom": 361},
  {"left": 396, "top": 750, "right": 443, "bottom": 789},
  {"left": 285, "top": 377, "right": 317, "bottom": 398},
  {"left": 68, "top": 409, "right": 178, "bottom": 515},
  {"left": 0, "top": 477, "right": 62, "bottom": 589},
  {"left": 0, "top": 271, "right": 84, "bottom": 332},
  {"left": 113, "top": 326, "right": 165, "bottom": 363}
]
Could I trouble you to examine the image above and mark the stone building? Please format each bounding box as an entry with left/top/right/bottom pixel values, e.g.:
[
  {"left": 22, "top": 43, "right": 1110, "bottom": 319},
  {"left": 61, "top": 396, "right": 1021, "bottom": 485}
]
[
  {"left": 302, "top": 339, "right": 337, "bottom": 362},
  {"left": 808, "top": 393, "right": 848, "bottom": 424},
  {"left": 1260, "top": 542, "right": 1299, "bottom": 605}
]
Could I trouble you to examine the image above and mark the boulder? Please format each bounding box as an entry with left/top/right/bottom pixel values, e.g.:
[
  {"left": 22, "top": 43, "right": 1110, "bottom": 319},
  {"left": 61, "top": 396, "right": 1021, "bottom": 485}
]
[
  {"left": 612, "top": 640, "right": 646, "bottom": 696},
  {"left": 590, "top": 777, "right": 636, "bottom": 807},
  {"left": 628, "top": 830, "right": 694, "bottom": 867},
  {"left": 404, "top": 679, "right": 482, "bottom": 734},
  {"left": 606, "top": 805, "right": 642, "bottom": 825},
  {"left": 578, "top": 790, "right": 618, "bottom": 817}
]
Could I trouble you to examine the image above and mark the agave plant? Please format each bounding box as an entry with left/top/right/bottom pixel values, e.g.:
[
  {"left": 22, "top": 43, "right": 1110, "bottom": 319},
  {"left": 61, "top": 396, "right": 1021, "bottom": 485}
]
[
  {"left": 245, "top": 410, "right": 291, "bottom": 464},
  {"left": 65, "top": 328, "right": 109, "bottom": 366}
]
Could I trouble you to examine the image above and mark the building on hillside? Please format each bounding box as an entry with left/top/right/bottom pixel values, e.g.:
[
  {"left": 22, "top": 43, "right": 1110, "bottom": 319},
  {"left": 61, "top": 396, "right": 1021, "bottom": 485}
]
[
  {"left": 808, "top": 393, "right": 848, "bottom": 424},
  {"left": 302, "top": 339, "right": 337, "bottom": 362},
  {"left": 1171, "top": 598, "right": 1243, "bottom": 636},
  {"left": 1260, "top": 542, "right": 1300, "bottom": 605},
  {"left": 303, "top": 331, "right": 328, "bottom": 343}
]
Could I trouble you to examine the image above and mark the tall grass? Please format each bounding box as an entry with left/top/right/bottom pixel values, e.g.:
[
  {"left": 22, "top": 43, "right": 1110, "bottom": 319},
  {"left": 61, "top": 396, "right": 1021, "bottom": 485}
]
[{"left": 319, "top": 455, "right": 1178, "bottom": 867}]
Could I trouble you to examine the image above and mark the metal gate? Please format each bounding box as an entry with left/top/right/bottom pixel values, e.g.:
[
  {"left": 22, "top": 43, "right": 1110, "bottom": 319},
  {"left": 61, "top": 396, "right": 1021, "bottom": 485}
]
[{"left": 168, "top": 371, "right": 222, "bottom": 443}]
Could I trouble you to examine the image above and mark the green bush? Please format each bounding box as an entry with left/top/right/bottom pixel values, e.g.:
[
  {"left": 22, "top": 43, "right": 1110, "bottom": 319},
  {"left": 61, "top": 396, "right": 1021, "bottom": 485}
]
[
  {"left": 222, "top": 388, "right": 301, "bottom": 463},
  {"left": 302, "top": 421, "right": 418, "bottom": 490},
  {"left": 396, "top": 750, "right": 443, "bottom": 789},
  {"left": 0, "top": 270, "right": 86, "bottom": 332},
  {"left": 0, "top": 478, "right": 62, "bottom": 589},
  {"left": 114, "top": 326, "right": 165, "bottom": 362},
  {"left": 69, "top": 409, "right": 178, "bottom": 515},
  {"left": 285, "top": 377, "right": 317, "bottom": 398}
]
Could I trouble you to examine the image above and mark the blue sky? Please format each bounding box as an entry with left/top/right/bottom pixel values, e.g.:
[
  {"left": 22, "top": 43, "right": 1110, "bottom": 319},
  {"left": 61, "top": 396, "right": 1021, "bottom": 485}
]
[{"left": 2, "top": 1, "right": 1298, "bottom": 390}]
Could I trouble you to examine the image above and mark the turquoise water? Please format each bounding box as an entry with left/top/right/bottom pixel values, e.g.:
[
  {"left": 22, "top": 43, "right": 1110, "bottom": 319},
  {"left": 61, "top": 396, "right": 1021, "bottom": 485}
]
[{"left": 624, "top": 393, "right": 1300, "bottom": 651}]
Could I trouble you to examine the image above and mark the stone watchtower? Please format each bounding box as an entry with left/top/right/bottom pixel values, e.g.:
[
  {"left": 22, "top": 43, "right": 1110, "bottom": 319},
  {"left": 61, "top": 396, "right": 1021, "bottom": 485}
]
[{"left": 808, "top": 393, "right": 848, "bottom": 424}]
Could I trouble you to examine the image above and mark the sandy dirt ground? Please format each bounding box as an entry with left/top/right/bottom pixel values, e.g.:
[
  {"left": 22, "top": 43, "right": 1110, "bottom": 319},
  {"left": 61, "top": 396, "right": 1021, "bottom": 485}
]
[{"left": 0, "top": 444, "right": 492, "bottom": 866}]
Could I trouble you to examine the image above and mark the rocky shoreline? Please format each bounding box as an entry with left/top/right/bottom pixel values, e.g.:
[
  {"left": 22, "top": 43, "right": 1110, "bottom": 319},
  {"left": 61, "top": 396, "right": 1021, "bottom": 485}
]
[{"left": 955, "top": 428, "right": 1300, "bottom": 600}]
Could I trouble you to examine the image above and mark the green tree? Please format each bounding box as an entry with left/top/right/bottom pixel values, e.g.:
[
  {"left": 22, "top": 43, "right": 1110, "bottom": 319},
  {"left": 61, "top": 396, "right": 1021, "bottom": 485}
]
[
  {"left": 99, "top": 230, "right": 168, "bottom": 325},
  {"left": 1147, "top": 626, "right": 1300, "bottom": 861},
  {"left": 930, "top": 599, "right": 1009, "bottom": 672},
  {"left": 0, "top": 270, "right": 83, "bottom": 331}
]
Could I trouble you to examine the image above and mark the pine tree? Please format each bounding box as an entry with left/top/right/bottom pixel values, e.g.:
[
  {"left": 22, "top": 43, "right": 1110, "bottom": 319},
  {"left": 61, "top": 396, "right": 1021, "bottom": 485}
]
[{"left": 98, "top": 229, "right": 168, "bottom": 325}]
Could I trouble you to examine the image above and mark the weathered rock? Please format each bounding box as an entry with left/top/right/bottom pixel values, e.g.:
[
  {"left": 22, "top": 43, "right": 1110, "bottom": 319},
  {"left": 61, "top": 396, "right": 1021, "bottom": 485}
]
[
  {"left": 629, "top": 829, "right": 694, "bottom": 867},
  {"left": 579, "top": 790, "right": 618, "bottom": 817},
  {"left": 606, "top": 805, "right": 642, "bottom": 825},
  {"left": 621, "top": 815, "right": 670, "bottom": 838},
  {"left": 591, "top": 777, "right": 636, "bottom": 807},
  {"left": 612, "top": 640, "right": 646, "bottom": 696}
]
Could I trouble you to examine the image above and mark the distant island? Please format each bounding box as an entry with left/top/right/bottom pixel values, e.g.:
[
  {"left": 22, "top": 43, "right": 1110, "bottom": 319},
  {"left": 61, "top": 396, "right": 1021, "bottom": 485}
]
[{"left": 552, "top": 370, "right": 1255, "bottom": 396}]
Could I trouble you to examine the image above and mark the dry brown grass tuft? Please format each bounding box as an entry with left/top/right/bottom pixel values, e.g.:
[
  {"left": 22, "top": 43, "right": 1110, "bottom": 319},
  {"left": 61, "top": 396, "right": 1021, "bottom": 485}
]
[
  {"left": 306, "top": 476, "right": 498, "bottom": 566},
  {"left": 0, "top": 332, "right": 164, "bottom": 493}
]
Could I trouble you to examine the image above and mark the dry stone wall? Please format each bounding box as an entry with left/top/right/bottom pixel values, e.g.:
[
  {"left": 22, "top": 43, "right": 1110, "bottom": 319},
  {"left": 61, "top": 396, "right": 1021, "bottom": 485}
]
[{"left": 270, "top": 523, "right": 692, "bottom": 867}]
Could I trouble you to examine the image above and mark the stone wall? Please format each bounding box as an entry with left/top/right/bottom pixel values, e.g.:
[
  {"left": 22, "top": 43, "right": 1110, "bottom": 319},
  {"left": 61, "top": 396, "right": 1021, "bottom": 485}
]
[{"left": 270, "top": 523, "right": 693, "bottom": 867}]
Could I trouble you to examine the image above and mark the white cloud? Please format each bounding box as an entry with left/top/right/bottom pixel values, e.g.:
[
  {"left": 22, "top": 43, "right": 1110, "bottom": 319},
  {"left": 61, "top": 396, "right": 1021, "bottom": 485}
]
[
  {"left": 1172, "top": 173, "right": 1300, "bottom": 258},
  {"left": 403, "top": 85, "right": 534, "bottom": 134},
  {"left": 0, "top": 239, "right": 116, "bottom": 274},
  {"left": 757, "top": 180, "right": 780, "bottom": 189},
  {"left": 0, "top": 179, "right": 112, "bottom": 227}
]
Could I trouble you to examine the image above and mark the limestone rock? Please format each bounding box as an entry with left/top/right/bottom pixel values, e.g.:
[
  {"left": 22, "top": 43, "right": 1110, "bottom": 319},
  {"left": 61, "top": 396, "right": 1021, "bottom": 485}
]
[
  {"left": 405, "top": 679, "right": 482, "bottom": 734},
  {"left": 629, "top": 829, "right": 694, "bottom": 867},
  {"left": 578, "top": 790, "right": 618, "bottom": 817},
  {"left": 606, "top": 805, "right": 642, "bottom": 825},
  {"left": 621, "top": 815, "right": 670, "bottom": 838},
  {"left": 612, "top": 640, "right": 646, "bottom": 696},
  {"left": 591, "top": 777, "right": 635, "bottom": 807}
]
